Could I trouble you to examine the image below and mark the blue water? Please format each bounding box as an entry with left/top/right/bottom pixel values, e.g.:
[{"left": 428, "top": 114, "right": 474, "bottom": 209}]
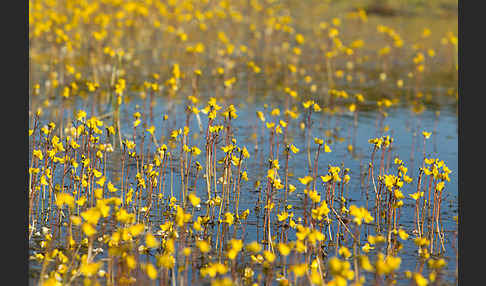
[
  {"left": 118, "top": 96, "right": 458, "bottom": 283},
  {"left": 30, "top": 93, "right": 458, "bottom": 284}
]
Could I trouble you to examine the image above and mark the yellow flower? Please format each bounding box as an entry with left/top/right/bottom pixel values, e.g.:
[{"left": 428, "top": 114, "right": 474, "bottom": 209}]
[
  {"left": 76, "top": 110, "right": 87, "bottom": 121},
  {"left": 227, "top": 239, "right": 243, "bottom": 260},
  {"left": 307, "top": 189, "right": 321, "bottom": 203},
  {"left": 298, "top": 176, "right": 313, "bottom": 185},
  {"left": 256, "top": 111, "right": 266, "bottom": 122},
  {"left": 362, "top": 243, "right": 374, "bottom": 253},
  {"left": 242, "top": 146, "right": 250, "bottom": 158},
  {"left": 271, "top": 108, "right": 280, "bottom": 116},
  {"left": 314, "top": 137, "right": 324, "bottom": 145},
  {"left": 193, "top": 217, "right": 203, "bottom": 231},
  {"left": 246, "top": 241, "right": 262, "bottom": 253},
  {"left": 157, "top": 254, "right": 175, "bottom": 269},
  {"left": 277, "top": 211, "right": 289, "bottom": 222},
  {"left": 70, "top": 215, "right": 82, "bottom": 226},
  {"left": 359, "top": 255, "right": 374, "bottom": 272},
  {"left": 263, "top": 250, "right": 276, "bottom": 263},
  {"left": 368, "top": 235, "right": 385, "bottom": 245},
  {"left": 338, "top": 247, "right": 351, "bottom": 259},
  {"left": 302, "top": 100, "right": 314, "bottom": 109},
  {"left": 128, "top": 224, "right": 144, "bottom": 236},
  {"left": 201, "top": 262, "right": 228, "bottom": 278},
  {"left": 324, "top": 143, "right": 332, "bottom": 153},
  {"left": 349, "top": 205, "right": 374, "bottom": 226},
  {"left": 81, "top": 208, "right": 101, "bottom": 225},
  {"left": 175, "top": 206, "right": 192, "bottom": 227},
  {"left": 107, "top": 181, "right": 118, "bottom": 193},
  {"left": 146, "top": 233, "right": 160, "bottom": 248},
  {"left": 62, "top": 86, "right": 70, "bottom": 98},
  {"left": 55, "top": 193, "right": 75, "bottom": 209},
  {"left": 289, "top": 144, "right": 299, "bottom": 154},
  {"left": 116, "top": 208, "right": 135, "bottom": 224},
  {"left": 188, "top": 193, "right": 201, "bottom": 207},
  {"left": 80, "top": 259, "right": 102, "bottom": 277},
  {"left": 183, "top": 247, "right": 192, "bottom": 256},
  {"left": 414, "top": 237, "right": 430, "bottom": 247},
  {"left": 290, "top": 263, "right": 307, "bottom": 278},
  {"left": 147, "top": 125, "right": 155, "bottom": 135},
  {"left": 33, "top": 149, "right": 44, "bottom": 160},
  {"left": 422, "top": 131, "right": 432, "bottom": 139},
  {"left": 288, "top": 184, "right": 296, "bottom": 193},
  {"left": 410, "top": 192, "right": 424, "bottom": 201},
  {"left": 436, "top": 181, "right": 445, "bottom": 191},
  {"left": 321, "top": 175, "right": 332, "bottom": 183},
  {"left": 76, "top": 196, "right": 87, "bottom": 207},
  {"left": 288, "top": 64, "right": 297, "bottom": 73},
  {"left": 295, "top": 240, "right": 306, "bottom": 253},
  {"left": 428, "top": 258, "right": 447, "bottom": 269},
  {"left": 170, "top": 129, "right": 181, "bottom": 139},
  {"left": 413, "top": 273, "right": 428, "bottom": 286},
  {"left": 295, "top": 33, "right": 305, "bottom": 44},
  {"left": 296, "top": 225, "right": 310, "bottom": 241},
  {"left": 375, "top": 253, "right": 401, "bottom": 275},
  {"left": 239, "top": 171, "right": 248, "bottom": 183},
  {"left": 145, "top": 263, "right": 158, "bottom": 280},
  {"left": 82, "top": 223, "right": 96, "bottom": 237},
  {"left": 278, "top": 243, "right": 291, "bottom": 256},
  {"left": 398, "top": 229, "right": 409, "bottom": 240},
  {"left": 239, "top": 209, "right": 250, "bottom": 220},
  {"left": 244, "top": 267, "right": 254, "bottom": 280},
  {"left": 196, "top": 240, "right": 211, "bottom": 253},
  {"left": 312, "top": 202, "right": 330, "bottom": 220},
  {"left": 221, "top": 145, "right": 234, "bottom": 153},
  {"left": 223, "top": 212, "right": 234, "bottom": 225}
]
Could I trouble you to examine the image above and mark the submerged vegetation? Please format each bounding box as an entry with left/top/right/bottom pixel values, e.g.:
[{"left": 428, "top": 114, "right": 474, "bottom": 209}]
[{"left": 29, "top": 0, "right": 457, "bottom": 285}]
